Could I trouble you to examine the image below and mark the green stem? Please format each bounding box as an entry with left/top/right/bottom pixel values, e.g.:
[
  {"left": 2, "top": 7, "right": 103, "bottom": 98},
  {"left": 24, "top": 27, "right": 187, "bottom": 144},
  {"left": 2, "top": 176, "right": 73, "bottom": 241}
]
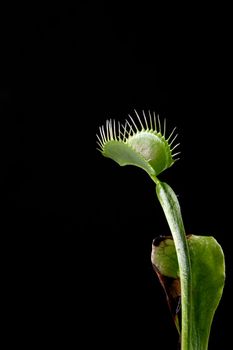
[{"left": 151, "top": 177, "right": 192, "bottom": 350}]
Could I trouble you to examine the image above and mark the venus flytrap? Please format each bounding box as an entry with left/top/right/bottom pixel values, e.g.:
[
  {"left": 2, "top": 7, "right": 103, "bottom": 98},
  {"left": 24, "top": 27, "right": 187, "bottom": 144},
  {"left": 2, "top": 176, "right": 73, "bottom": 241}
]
[
  {"left": 96, "top": 110, "right": 180, "bottom": 177},
  {"left": 96, "top": 110, "right": 225, "bottom": 350}
]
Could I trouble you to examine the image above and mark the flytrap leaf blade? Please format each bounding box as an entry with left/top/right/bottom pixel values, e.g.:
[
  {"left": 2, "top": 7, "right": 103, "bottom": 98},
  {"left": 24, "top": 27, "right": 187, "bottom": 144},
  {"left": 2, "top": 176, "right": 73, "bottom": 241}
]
[
  {"left": 151, "top": 235, "right": 225, "bottom": 350},
  {"left": 97, "top": 111, "right": 178, "bottom": 177}
]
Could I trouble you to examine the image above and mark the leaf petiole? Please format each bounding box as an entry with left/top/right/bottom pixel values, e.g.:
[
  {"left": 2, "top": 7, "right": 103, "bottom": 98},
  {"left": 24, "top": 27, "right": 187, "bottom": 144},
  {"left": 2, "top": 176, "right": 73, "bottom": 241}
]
[{"left": 151, "top": 177, "right": 192, "bottom": 350}]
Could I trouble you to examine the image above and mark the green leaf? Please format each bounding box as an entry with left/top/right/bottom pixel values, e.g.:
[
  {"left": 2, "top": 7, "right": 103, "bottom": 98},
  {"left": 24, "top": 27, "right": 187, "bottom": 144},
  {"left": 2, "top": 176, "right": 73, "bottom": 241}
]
[
  {"left": 151, "top": 235, "right": 225, "bottom": 350},
  {"left": 97, "top": 111, "right": 177, "bottom": 177},
  {"left": 103, "top": 140, "right": 156, "bottom": 176}
]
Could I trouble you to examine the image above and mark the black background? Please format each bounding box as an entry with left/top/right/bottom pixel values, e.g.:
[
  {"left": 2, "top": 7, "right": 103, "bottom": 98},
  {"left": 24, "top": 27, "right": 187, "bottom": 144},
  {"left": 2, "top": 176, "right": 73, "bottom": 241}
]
[{"left": 1, "top": 3, "right": 232, "bottom": 348}]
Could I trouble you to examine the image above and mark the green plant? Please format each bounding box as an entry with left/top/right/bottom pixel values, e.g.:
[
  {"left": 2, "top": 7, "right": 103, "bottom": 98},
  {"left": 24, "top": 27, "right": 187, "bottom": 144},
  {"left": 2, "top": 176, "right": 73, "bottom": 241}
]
[{"left": 96, "top": 110, "right": 225, "bottom": 350}]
